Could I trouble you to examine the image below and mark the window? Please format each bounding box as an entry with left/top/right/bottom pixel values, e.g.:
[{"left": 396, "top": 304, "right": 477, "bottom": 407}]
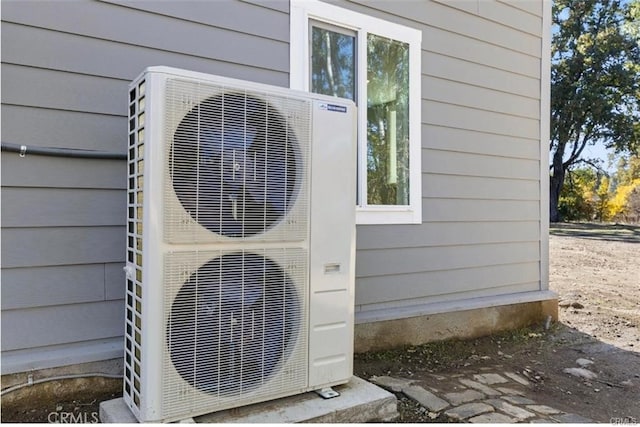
[{"left": 291, "top": 0, "right": 422, "bottom": 224}]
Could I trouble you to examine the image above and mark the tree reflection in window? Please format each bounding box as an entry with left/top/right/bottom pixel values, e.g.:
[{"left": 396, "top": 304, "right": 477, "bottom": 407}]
[
  {"left": 310, "top": 26, "right": 356, "bottom": 101},
  {"left": 367, "top": 34, "right": 410, "bottom": 206}
]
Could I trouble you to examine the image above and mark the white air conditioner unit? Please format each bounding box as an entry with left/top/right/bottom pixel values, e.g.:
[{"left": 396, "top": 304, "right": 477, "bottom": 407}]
[{"left": 123, "top": 66, "right": 357, "bottom": 422}]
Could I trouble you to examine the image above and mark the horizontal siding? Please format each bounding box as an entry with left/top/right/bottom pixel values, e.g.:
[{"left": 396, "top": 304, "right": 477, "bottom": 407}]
[
  {"left": 102, "top": 0, "right": 289, "bottom": 41},
  {"left": 423, "top": 100, "right": 540, "bottom": 139},
  {"left": 423, "top": 75, "right": 540, "bottom": 119},
  {"left": 346, "top": 0, "right": 544, "bottom": 320},
  {"left": 421, "top": 199, "right": 540, "bottom": 222},
  {"left": 497, "top": 0, "right": 543, "bottom": 17},
  {"left": 1, "top": 263, "right": 123, "bottom": 310},
  {"left": 356, "top": 262, "right": 541, "bottom": 306},
  {"left": 424, "top": 125, "right": 539, "bottom": 160},
  {"left": 0, "top": 22, "right": 288, "bottom": 88},
  {"left": 2, "top": 64, "right": 125, "bottom": 115},
  {"left": 2, "top": 188, "right": 125, "bottom": 227},
  {"left": 1, "top": 0, "right": 290, "bottom": 372},
  {"left": 1, "top": 104, "right": 126, "bottom": 152},
  {"left": 356, "top": 221, "right": 540, "bottom": 250},
  {"left": 1, "top": 0, "right": 289, "bottom": 74},
  {"left": 423, "top": 174, "right": 540, "bottom": 201},
  {"left": 1, "top": 300, "right": 124, "bottom": 351},
  {"left": 1, "top": 155, "right": 126, "bottom": 189},
  {"left": 423, "top": 51, "right": 540, "bottom": 100},
  {"left": 422, "top": 150, "right": 540, "bottom": 180},
  {"left": 2, "top": 227, "right": 125, "bottom": 268},
  {"left": 356, "top": 242, "right": 539, "bottom": 278}
]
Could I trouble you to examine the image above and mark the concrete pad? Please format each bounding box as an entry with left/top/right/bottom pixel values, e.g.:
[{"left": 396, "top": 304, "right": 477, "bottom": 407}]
[
  {"left": 99, "top": 398, "right": 137, "bottom": 424},
  {"left": 99, "top": 377, "right": 397, "bottom": 423}
]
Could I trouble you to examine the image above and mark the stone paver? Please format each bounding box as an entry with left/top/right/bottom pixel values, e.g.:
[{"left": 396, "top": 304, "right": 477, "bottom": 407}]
[
  {"left": 527, "top": 405, "right": 562, "bottom": 415},
  {"left": 496, "top": 386, "right": 525, "bottom": 396},
  {"left": 469, "top": 412, "right": 514, "bottom": 423},
  {"left": 485, "top": 399, "right": 536, "bottom": 421},
  {"left": 369, "top": 376, "right": 414, "bottom": 392},
  {"left": 473, "top": 373, "right": 508, "bottom": 385},
  {"left": 394, "top": 368, "right": 593, "bottom": 424},
  {"left": 444, "top": 389, "right": 485, "bottom": 405},
  {"left": 501, "top": 395, "right": 536, "bottom": 405},
  {"left": 551, "top": 413, "right": 595, "bottom": 423},
  {"left": 445, "top": 402, "right": 494, "bottom": 420},
  {"left": 504, "top": 372, "right": 530, "bottom": 386},
  {"left": 459, "top": 378, "right": 502, "bottom": 396},
  {"left": 402, "top": 385, "right": 450, "bottom": 412}
]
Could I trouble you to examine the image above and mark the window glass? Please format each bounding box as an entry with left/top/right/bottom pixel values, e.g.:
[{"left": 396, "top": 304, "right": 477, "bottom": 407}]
[
  {"left": 366, "top": 34, "right": 410, "bottom": 206},
  {"left": 310, "top": 26, "right": 356, "bottom": 102}
]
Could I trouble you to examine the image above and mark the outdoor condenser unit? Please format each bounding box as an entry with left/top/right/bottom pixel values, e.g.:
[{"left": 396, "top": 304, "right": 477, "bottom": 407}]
[{"left": 123, "top": 66, "right": 357, "bottom": 422}]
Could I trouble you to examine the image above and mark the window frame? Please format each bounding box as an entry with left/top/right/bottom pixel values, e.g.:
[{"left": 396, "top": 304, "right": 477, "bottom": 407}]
[{"left": 290, "top": 0, "right": 422, "bottom": 225}]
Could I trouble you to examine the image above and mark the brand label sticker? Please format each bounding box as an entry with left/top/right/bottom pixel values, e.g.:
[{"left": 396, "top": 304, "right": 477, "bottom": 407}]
[{"left": 319, "top": 103, "right": 347, "bottom": 113}]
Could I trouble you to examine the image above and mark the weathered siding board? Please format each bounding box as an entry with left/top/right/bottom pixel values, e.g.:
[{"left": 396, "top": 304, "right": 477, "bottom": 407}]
[
  {"left": 2, "top": 188, "right": 125, "bottom": 228},
  {"left": 356, "top": 262, "right": 541, "bottom": 306},
  {"left": 1, "top": 301, "right": 124, "bottom": 351},
  {"left": 356, "top": 221, "right": 540, "bottom": 250}
]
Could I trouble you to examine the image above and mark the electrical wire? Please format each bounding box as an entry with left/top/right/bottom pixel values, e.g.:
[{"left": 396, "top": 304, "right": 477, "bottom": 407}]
[
  {"left": 0, "top": 373, "right": 123, "bottom": 397},
  {"left": 1, "top": 142, "right": 126, "bottom": 160}
]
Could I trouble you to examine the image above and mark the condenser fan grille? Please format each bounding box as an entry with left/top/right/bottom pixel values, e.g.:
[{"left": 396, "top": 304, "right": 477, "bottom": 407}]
[
  {"left": 164, "top": 79, "right": 311, "bottom": 242},
  {"left": 162, "top": 249, "right": 308, "bottom": 416}
]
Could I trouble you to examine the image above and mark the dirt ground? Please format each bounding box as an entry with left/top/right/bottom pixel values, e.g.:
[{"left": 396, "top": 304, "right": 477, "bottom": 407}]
[{"left": 2, "top": 222, "right": 639, "bottom": 423}]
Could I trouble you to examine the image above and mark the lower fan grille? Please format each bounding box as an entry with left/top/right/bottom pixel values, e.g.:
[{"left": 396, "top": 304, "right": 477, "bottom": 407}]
[{"left": 162, "top": 248, "right": 308, "bottom": 419}]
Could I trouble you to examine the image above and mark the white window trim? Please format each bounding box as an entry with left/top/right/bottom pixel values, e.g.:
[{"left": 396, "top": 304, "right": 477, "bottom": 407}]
[{"left": 290, "top": 0, "right": 422, "bottom": 225}]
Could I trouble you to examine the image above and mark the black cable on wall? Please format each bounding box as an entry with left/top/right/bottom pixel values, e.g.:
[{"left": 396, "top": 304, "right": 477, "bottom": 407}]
[{"left": 1, "top": 142, "right": 127, "bottom": 160}]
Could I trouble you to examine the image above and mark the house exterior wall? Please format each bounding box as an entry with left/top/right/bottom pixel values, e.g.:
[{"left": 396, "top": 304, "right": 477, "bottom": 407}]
[
  {"left": 1, "top": 0, "right": 290, "bottom": 375},
  {"left": 337, "top": 0, "right": 551, "bottom": 324},
  {"left": 0, "top": 0, "right": 550, "bottom": 375}
]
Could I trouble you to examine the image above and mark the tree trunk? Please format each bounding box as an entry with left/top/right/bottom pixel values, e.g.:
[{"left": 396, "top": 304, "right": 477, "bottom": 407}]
[{"left": 549, "top": 150, "right": 566, "bottom": 223}]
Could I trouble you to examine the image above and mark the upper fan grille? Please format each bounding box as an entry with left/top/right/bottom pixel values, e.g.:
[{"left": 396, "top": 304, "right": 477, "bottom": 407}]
[{"left": 164, "top": 79, "right": 311, "bottom": 243}]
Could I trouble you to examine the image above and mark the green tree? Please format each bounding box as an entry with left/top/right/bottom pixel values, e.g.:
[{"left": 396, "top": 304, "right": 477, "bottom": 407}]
[{"left": 550, "top": 0, "right": 640, "bottom": 222}]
